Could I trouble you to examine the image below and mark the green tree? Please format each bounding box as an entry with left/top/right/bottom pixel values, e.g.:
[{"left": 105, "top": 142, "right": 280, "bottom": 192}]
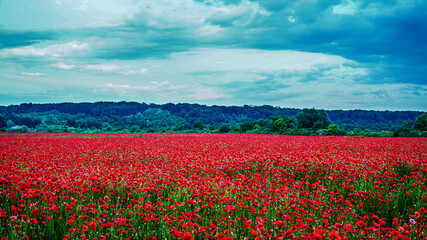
[
  {"left": 353, "top": 128, "right": 363, "bottom": 135},
  {"left": 318, "top": 110, "right": 330, "bottom": 128},
  {"left": 248, "top": 124, "right": 263, "bottom": 134},
  {"left": 171, "top": 124, "right": 185, "bottom": 131},
  {"left": 219, "top": 124, "right": 230, "bottom": 133},
  {"left": 283, "top": 116, "right": 297, "bottom": 129},
  {"left": 192, "top": 119, "right": 205, "bottom": 130},
  {"left": 130, "top": 125, "right": 141, "bottom": 133},
  {"left": 6, "top": 120, "right": 15, "bottom": 128},
  {"left": 313, "top": 121, "right": 323, "bottom": 130},
  {"left": 393, "top": 121, "right": 415, "bottom": 137},
  {"left": 327, "top": 124, "right": 339, "bottom": 132},
  {"left": 414, "top": 113, "right": 427, "bottom": 131},
  {"left": 239, "top": 121, "right": 255, "bottom": 133},
  {"left": 296, "top": 108, "right": 330, "bottom": 129},
  {"left": 273, "top": 118, "right": 287, "bottom": 134},
  {"left": 66, "top": 119, "right": 78, "bottom": 128},
  {"left": 0, "top": 115, "right": 6, "bottom": 128},
  {"left": 230, "top": 125, "right": 239, "bottom": 133},
  {"left": 327, "top": 124, "right": 346, "bottom": 136}
]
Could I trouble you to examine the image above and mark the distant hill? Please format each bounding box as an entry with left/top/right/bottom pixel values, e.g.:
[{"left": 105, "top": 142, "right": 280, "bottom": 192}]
[{"left": 0, "top": 102, "right": 424, "bottom": 133}]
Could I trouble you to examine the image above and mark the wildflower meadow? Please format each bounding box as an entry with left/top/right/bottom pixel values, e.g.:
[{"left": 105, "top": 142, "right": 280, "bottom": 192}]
[{"left": 0, "top": 133, "right": 426, "bottom": 239}]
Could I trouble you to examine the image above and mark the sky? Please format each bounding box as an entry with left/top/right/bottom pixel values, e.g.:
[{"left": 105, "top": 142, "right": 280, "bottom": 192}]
[{"left": 0, "top": 0, "right": 426, "bottom": 110}]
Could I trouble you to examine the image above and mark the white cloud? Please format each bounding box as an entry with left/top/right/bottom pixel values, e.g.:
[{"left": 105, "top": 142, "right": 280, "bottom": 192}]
[
  {"left": 0, "top": 0, "right": 143, "bottom": 30},
  {"left": 332, "top": 0, "right": 358, "bottom": 15},
  {"left": 99, "top": 81, "right": 228, "bottom": 100},
  {"left": 189, "top": 87, "right": 231, "bottom": 100},
  {"left": 20, "top": 72, "right": 46, "bottom": 76},
  {"left": 142, "top": 81, "right": 182, "bottom": 92},
  {"left": 206, "top": 2, "right": 265, "bottom": 27},
  {"left": 195, "top": 25, "right": 224, "bottom": 36},
  {"left": 105, "top": 81, "right": 182, "bottom": 92},
  {"left": 134, "top": 0, "right": 264, "bottom": 30},
  {"left": 85, "top": 64, "right": 120, "bottom": 72},
  {"left": 100, "top": 81, "right": 183, "bottom": 97},
  {"left": 83, "top": 64, "right": 147, "bottom": 74},
  {"left": 175, "top": 48, "right": 350, "bottom": 73},
  {"left": 1, "top": 41, "right": 90, "bottom": 58},
  {"left": 125, "top": 68, "right": 148, "bottom": 75},
  {"left": 51, "top": 62, "right": 75, "bottom": 69}
]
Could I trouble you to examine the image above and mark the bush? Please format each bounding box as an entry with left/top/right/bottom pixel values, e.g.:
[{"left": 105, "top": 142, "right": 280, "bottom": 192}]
[
  {"left": 239, "top": 121, "right": 255, "bottom": 133},
  {"left": 219, "top": 124, "right": 230, "bottom": 133},
  {"left": 327, "top": 124, "right": 347, "bottom": 136}
]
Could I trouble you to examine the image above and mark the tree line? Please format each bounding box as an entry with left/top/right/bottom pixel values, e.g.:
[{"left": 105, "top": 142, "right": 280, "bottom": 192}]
[{"left": 0, "top": 102, "right": 425, "bottom": 137}]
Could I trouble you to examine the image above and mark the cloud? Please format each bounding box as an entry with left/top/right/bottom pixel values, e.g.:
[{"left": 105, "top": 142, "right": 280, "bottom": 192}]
[
  {"left": 132, "top": 0, "right": 215, "bottom": 29},
  {"left": 0, "top": 0, "right": 426, "bottom": 110},
  {"left": 194, "top": 0, "right": 243, "bottom": 5},
  {"left": 84, "top": 64, "right": 120, "bottom": 72},
  {"left": 125, "top": 68, "right": 148, "bottom": 75},
  {"left": 188, "top": 87, "right": 231, "bottom": 100},
  {"left": 0, "top": 0, "right": 142, "bottom": 30},
  {"left": 20, "top": 72, "right": 46, "bottom": 76},
  {"left": 332, "top": 0, "right": 359, "bottom": 15},
  {"left": 181, "top": 0, "right": 426, "bottom": 86},
  {"left": 180, "top": 48, "right": 353, "bottom": 74},
  {"left": 195, "top": 24, "right": 224, "bottom": 36},
  {"left": 99, "top": 82, "right": 185, "bottom": 97},
  {"left": 0, "top": 29, "right": 56, "bottom": 49},
  {"left": 82, "top": 64, "right": 148, "bottom": 75},
  {"left": 51, "top": 62, "right": 75, "bottom": 69},
  {"left": 210, "top": 70, "right": 426, "bottom": 110},
  {"left": 205, "top": 4, "right": 262, "bottom": 27},
  {"left": 218, "top": 76, "right": 292, "bottom": 101},
  {"left": 93, "top": 29, "right": 199, "bottom": 60},
  {"left": 1, "top": 41, "right": 90, "bottom": 58},
  {"left": 98, "top": 81, "right": 229, "bottom": 100},
  {"left": 89, "top": 0, "right": 265, "bottom": 60}
]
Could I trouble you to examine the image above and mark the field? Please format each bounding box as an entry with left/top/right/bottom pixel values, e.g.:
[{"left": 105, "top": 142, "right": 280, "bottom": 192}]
[{"left": 0, "top": 133, "right": 426, "bottom": 240}]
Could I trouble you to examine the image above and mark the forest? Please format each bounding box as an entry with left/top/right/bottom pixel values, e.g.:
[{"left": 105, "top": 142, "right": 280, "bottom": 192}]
[{"left": 0, "top": 102, "right": 425, "bottom": 137}]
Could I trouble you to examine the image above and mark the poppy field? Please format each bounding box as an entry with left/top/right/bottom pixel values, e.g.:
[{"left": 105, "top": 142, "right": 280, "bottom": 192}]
[{"left": 0, "top": 133, "right": 426, "bottom": 240}]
